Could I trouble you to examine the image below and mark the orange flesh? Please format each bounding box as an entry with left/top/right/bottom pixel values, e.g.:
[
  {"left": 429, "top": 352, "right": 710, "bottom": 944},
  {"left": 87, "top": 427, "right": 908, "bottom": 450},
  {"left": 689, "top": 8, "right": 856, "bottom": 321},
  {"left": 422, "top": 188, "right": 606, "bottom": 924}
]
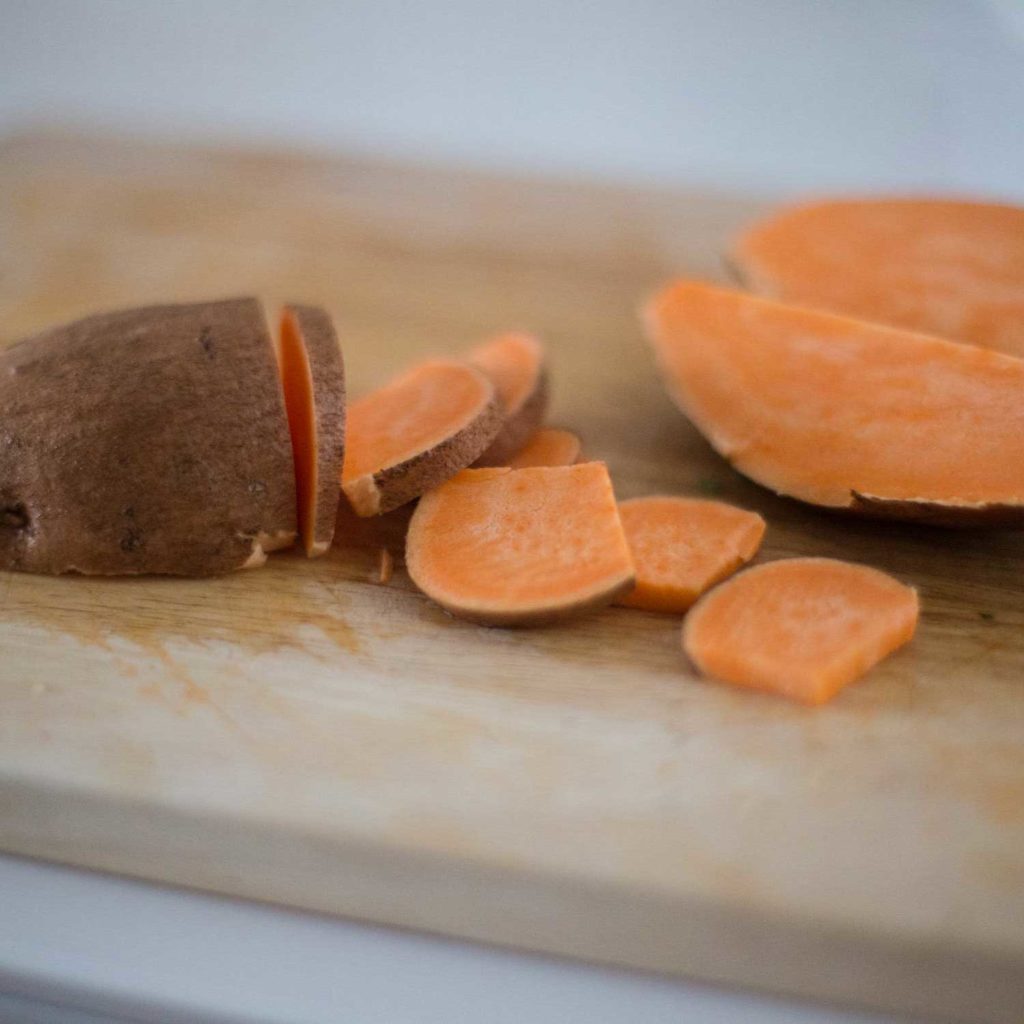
[
  {"left": 645, "top": 280, "right": 1024, "bottom": 510},
  {"left": 277, "top": 308, "right": 317, "bottom": 554},
  {"left": 343, "top": 360, "right": 491, "bottom": 482},
  {"left": 682, "top": 558, "right": 918, "bottom": 705},
  {"left": 734, "top": 198, "right": 1024, "bottom": 357},
  {"left": 406, "top": 463, "right": 635, "bottom": 624},
  {"left": 616, "top": 497, "right": 765, "bottom": 613},
  {"left": 467, "top": 332, "right": 543, "bottom": 414},
  {"left": 509, "top": 428, "right": 581, "bottom": 468}
]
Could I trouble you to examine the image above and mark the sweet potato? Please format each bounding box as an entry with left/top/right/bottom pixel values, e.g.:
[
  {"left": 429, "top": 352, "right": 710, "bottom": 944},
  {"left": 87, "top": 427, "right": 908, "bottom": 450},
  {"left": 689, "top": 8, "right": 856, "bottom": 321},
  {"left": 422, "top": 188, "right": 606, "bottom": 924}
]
[
  {"left": 616, "top": 497, "right": 765, "bottom": 613},
  {"left": 277, "top": 305, "right": 346, "bottom": 557},
  {"left": 0, "top": 299, "right": 297, "bottom": 575},
  {"left": 644, "top": 280, "right": 1024, "bottom": 525},
  {"left": 508, "top": 428, "right": 582, "bottom": 469},
  {"left": 731, "top": 198, "right": 1024, "bottom": 357},
  {"left": 467, "top": 333, "right": 548, "bottom": 465},
  {"left": 682, "top": 558, "right": 919, "bottom": 705},
  {"left": 406, "top": 464, "right": 635, "bottom": 625},
  {"left": 342, "top": 359, "right": 502, "bottom": 516}
]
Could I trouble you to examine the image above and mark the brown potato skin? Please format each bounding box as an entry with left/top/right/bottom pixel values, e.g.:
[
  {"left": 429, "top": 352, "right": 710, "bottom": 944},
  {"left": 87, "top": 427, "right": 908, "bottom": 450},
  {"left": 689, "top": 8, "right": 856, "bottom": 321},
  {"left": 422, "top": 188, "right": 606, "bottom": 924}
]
[
  {"left": 0, "top": 298, "right": 297, "bottom": 575},
  {"left": 344, "top": 391, "right": 504, "bottom": 516},
  {"left": 473, "top": 369, "right": 549, "bottom": 467},
  {"left": 286, "top": 304, "right": 346, "bottom": 554},
  {"left": 848, "top": 493, "right": 1024, "bottom": 528}
]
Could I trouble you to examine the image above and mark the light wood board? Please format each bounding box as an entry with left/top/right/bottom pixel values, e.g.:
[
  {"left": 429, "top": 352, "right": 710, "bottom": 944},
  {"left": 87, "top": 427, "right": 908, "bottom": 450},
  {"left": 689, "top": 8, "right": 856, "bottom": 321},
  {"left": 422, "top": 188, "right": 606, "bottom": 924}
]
[{"left": 1, "top": 132, "right": 1022, "bottom": 1024}]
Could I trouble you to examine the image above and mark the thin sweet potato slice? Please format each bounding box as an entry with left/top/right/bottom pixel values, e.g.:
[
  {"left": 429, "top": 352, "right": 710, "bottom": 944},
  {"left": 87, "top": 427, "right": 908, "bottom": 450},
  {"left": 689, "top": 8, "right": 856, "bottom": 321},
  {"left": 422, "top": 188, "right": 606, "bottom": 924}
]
[
  {"left": 682, "top": 558, "right": 919, "bottom": 705},
  {"left": 644, "top": 280, "right": 1024, "bottom": 525},
  {"left": 508, "top": 428, "right": 582, "bottom": 468},
  {"left": 406, "top": 463, "right": 635, "bottom": 626},
  {"left": 342, "top": 359, "right": 502, "bottom": 516},
  {"left": 732, "top": 198, "right": 1024, "bottom": 357},
  {"left": 0, "top": 298, "right": 296, "bottom": 575},
  {"left": 467, "top": 332, "right": 548, "bottom": 465},
  {"left": 616, "top": 497, "right": 765, "bottom": 613},
  {"left": 277, "top": 304, "right": 345, "bottom": 556}
]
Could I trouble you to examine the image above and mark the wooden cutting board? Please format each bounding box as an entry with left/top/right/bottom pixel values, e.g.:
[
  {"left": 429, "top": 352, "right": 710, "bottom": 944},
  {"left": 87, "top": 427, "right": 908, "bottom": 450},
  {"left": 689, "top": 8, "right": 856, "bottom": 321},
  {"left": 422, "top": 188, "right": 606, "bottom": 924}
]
[{"left": 1, "top": 132, "right": 1022, "bottom": 1024}]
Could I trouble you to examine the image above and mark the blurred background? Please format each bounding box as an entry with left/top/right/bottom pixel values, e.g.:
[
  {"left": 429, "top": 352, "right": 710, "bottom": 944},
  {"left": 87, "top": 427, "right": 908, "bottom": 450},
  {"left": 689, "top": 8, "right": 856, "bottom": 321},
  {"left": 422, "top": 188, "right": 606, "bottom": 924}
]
[{"left": 2, "top": 0, "right": 1023, "bottom": 198}]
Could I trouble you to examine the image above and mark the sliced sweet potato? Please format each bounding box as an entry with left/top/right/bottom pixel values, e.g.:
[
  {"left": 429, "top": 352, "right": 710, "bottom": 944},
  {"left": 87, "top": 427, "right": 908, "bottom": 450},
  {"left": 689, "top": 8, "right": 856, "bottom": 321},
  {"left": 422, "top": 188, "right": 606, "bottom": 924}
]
[
  {"left": 644, "top": 280, "right": 1024, "bottom": 525},
  {"left": 342, "top": 359, "right": 502, "bottom": 516},
  {"left": 0, "top": 299, "right": 296, "bottom": 575},
  {"left": 277, "top": 304, "right": 345, "bottom": 557},
  {"left": 732, "top": 198, "right": 1024, "bottom": 357},
  {"left": 406, "top": 463, "right": 635, "bottom": 626},
  {"left": 616, "top": 497, "right": 765, "bottom": 613},
  {"left": 682, "top": 558, "right": 919, "bottom": 705},
  {"left": 508, "top": 428, "right": 582, "bottom": 468},
  {"left": 467, "top": 332, "right": 548, "bottom": 465}
]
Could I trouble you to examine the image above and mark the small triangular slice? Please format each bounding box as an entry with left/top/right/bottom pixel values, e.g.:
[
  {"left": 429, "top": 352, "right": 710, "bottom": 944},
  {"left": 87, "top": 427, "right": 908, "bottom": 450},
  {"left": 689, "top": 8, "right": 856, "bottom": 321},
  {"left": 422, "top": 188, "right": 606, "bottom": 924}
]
[
  {"left": 732, "top": 197, "right": 1024, "bottom": 357},
  {"left": 343, "top": 359, "right": 502, "bottom": 516},
  {"left": 616, "top": 496, "right": 765, "bottom": 613},
  {"left": 406, "top": 463, "right": 635, "bottom": 626},
  {"left": 509, "top": 428, "right": 582, "bottom": 468},
  {"left": 682, "top": 558, "right": 919, "bottom": 705},
  {"left": 277, "top": 305, "right": 346, "bottom": 556},
  {"left": 467, "top": 332, "right": 548, "bottom": 465},
  {"left": 644, "top": 280, "right": 1024, "bottom": 526}
]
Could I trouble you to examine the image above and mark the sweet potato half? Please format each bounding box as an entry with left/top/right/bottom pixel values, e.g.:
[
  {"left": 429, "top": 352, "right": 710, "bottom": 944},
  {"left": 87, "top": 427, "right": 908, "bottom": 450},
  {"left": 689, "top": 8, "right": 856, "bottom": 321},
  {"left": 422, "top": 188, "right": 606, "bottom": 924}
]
[
  {"left": 0, "top": 299, "right": 298, "bottom": 575},
  {"left": 732, "top": 198, "right": 1024, "bottom": 357},
  {"left": 644, "top": 281, "right": 1024, "bottom": 525}
]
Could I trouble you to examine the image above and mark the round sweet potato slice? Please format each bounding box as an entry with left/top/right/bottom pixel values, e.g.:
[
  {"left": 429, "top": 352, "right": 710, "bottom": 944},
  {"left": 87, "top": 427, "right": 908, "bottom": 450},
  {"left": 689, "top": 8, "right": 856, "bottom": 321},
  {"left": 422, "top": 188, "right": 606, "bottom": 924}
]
[
  {"left": 406, "top": 463, "right": 635, "bottom": 626},
  {"left": 342, "top": 359, "right": 502, "bottom": 517},
  {"left": 731, "top": 198, "right": 1024, "bottom": 357},
  {"left": 508, "top": 428, "right": 582, "bottom": 469},
  {"left": 0, "top": 298, "right": 296, "bottom": 575},
  {"left": 277, "top": 304, "right": 346, "bottom": 557},
  {"left": 467, "top": 332, "right": 548, "bottom": 465},
  {"left": 682, "top": 558, "right": 919, "bottom": 705},
  {"left": 643, "top": 280, "right": 1024, "bottom": 526}
]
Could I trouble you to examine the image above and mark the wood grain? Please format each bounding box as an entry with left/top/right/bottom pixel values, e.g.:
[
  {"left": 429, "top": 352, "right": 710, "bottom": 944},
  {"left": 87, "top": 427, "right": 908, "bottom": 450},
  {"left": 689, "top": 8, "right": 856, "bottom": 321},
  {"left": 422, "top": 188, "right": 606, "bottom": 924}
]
[{"left": 1, "top": 132, "right": 1022, "bottom": 1023}]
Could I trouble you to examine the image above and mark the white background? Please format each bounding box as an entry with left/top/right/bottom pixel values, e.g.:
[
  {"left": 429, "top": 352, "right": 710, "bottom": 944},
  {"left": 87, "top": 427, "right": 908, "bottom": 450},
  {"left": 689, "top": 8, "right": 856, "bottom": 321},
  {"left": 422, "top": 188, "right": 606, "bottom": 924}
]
[{"left": 1, "top": 0, "right": 1023, "bottom": 198}]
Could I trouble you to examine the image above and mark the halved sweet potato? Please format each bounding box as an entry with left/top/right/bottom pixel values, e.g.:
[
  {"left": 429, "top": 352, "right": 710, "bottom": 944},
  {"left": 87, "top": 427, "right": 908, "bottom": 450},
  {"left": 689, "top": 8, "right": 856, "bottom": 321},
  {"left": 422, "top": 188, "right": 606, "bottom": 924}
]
[
  {"left": 342, "top": 359, "right": 502, "bottom": 516},
  {"left": 508, "top": 428, "right": 582, "bottom": 469},
  {"left": 467, "top": 332, "right": 548, "bottom": 465},
  {"left": 682, "top": 557, "right": 919, "bottom": 705},
  {"left": 644, "top": 280, "right": 1024, "bottom": 525},
  {"left": 277, "top": 304, "right": 346, "bottom": 556},
  {"left": 732, "top": 198, "right": 1024, "bottom": 357},
  {"left": 0, "top": 299, "right": 296, "bottom": 575},
  {"left": 616, "top": 496, "right": 765, "bottom": 613},
  {"left": 406, "top": 463, "right": 635, "bottom": 626}
]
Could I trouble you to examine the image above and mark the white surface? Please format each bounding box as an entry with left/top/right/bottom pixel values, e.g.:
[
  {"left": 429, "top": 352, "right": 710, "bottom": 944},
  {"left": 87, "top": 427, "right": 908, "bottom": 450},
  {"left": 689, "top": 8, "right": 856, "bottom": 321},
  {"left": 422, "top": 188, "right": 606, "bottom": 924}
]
[
  {"left": 0, "top": 854, "right": 908, "bottom": 1024},
  {"left": 0, "top": 0, "right": 1022, "bottom": 198}
]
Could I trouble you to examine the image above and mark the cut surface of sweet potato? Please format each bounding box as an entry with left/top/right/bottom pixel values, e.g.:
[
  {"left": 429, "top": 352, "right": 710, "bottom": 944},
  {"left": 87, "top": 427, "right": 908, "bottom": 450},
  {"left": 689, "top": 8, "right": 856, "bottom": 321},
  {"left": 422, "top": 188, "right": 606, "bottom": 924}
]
[
  {"left": 406, "top": 463, "right": 635, "bottom": 626},
  {"left": 644, "top": 280, "right": 1024, "bottom": 525},
  {"left": 0, "top": 298, "right": 296, "bottom": 576},
  {"left": 508, "top": 428, "right": 582, "bottom": 469},
  {"left": 467, "top": 332, "right": 548, "bottom": 465},
  {"left": 342, "top": 359, "right": 502, "bottom": 516},
  {"left": 616, "top": 496, "right": 765, "bottom": 613},
  {"left": 682, "top": 558, "right": 918, "bottom": 705},
  {"left": 732, "top": 198, "right": 1024, "bottom": 357},
  {"left": 277, "top": 304, "right": 345, "bottom": 557}
]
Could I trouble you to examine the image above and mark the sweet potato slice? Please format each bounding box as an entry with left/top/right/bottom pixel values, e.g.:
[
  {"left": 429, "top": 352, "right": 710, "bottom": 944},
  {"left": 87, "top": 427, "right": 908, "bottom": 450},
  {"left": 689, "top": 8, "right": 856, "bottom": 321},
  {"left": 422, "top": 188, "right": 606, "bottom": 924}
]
[
  {"left": 406, "top": 463, "right": 635, "bottom": 626},
  {"left": 644, "top": 280, "right": 1024, "bottom": 525},
  {"left": 616, "top": 497, "right": 765, "bottom": 613},
  {"left": 342, "top": 359, "right": 502, "bottom": 516},
  {"left": 0, "top": 298, "right": 296, "bottom": 575},
  {"left": 732, "top": 198, "right": 1024, "bottom": 357},
  {"left": 277, "top": 304, "right": 346, "bottom": 556},
  {"left": 467, "top": 333, "right": 548, "bottom": 465},
  {"left": 682, "top": 558, "right": 919, "bottom": 705},
  {"left": 508, "top": 428, "right": 582, "bottom": 469}
]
